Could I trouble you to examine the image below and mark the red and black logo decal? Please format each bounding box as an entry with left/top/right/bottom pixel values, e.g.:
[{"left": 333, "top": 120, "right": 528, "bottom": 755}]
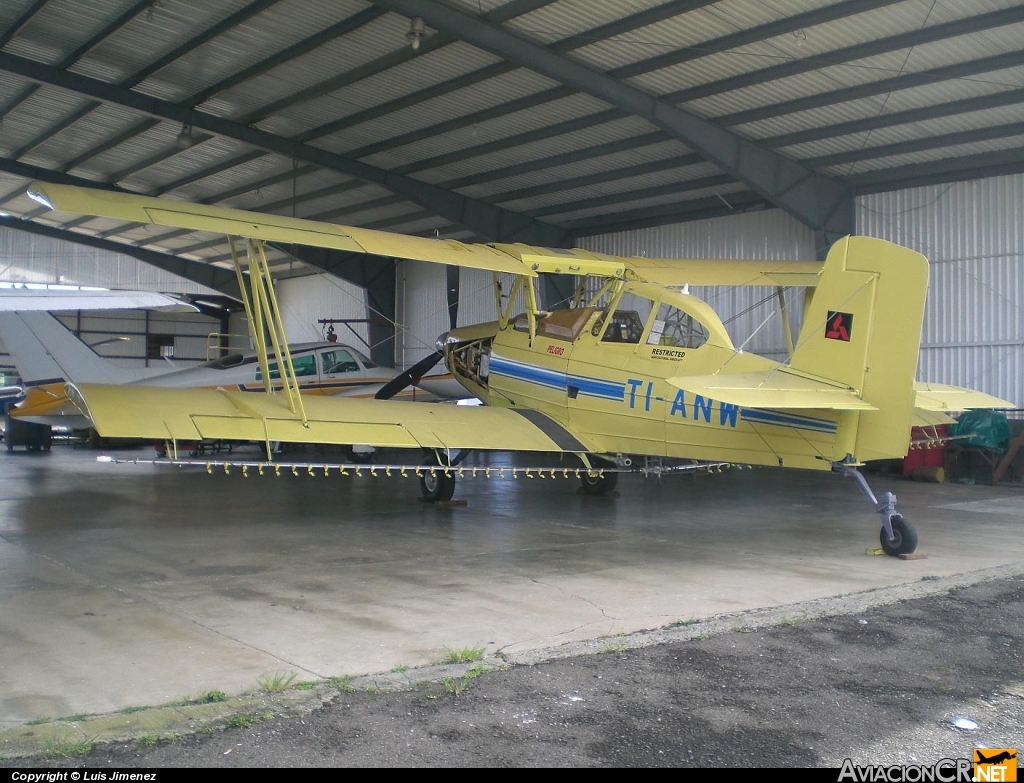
[{"left": 825, "top": 311, "right": 853, "bottom": 342}]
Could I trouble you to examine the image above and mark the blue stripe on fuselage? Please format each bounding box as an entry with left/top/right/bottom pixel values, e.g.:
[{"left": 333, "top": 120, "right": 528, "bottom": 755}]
[
  {"left": 740, "top": 408, "right": 837, "bottom": 433},
  {"left": 568, "top": 374, "right": 624, "bottom": 400},
  {"left": 489, "top": 354, "right": 624, "bottom": 400},
  {"left": 489, "top": 354, "right": 565, "bottom": 390}
]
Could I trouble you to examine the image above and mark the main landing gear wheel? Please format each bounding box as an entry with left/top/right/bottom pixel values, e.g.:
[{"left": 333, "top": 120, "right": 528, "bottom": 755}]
[
  {"left": 419, "top": 456, "right": 456, "bottom": 503},
  {"left": 879, "top": 514, "right": 917, "bottom": 557},
  {"left": 579, "top": 468, "right": 618, "bottom": 496}
]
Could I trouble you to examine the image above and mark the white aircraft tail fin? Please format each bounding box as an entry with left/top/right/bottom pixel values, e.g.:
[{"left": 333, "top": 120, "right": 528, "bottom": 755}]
[{"left": 0, "top": 311, "right": 141, "bottom": 385}]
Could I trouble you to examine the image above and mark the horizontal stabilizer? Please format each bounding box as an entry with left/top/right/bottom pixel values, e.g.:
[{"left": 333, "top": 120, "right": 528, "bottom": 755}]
[
  {"left": 666, "top": 369, "right": 877, "bottom": 410},
  {"left": 914, "top": 382, "right": 1014, "bottom": 412}
]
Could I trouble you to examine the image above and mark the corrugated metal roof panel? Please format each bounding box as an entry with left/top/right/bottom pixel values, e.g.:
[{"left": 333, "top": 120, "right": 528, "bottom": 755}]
[
  {"left": 543, "top": 181, "right": 750, "bottom": 223},
  {"left": 548, "top": 0, "right": 834, "bottom": 73},
  {"left": 628, "top": 10, "right": 911, "bottom": 99},
  {"left": 0, "top": 84, "right": 89, "bottom": 157},
  {"left": 464, "top": 151, "right": 713, "bottom": 203},
  {"left": 80, "top": 4, "right": 270, "bottom": 100},
  {"left": 356, "top": 93, "right": 617, "bottom": 169},
  {"left": 738, "top": 76, "right": 1024, "bottom": 142},
  {"left": 319, "top": 67, "right": 563, "bottom": 156},
  {"left": 850, "top": 106, "right": 1024, "bottom": 146},
  {"left": 3, "top": 0, "right": 149, "bottom": 74},
  {"left": 323, "top": 39, "right": 503, "bottom": 111},
  {"left": 128, "top": 0, "right": 370, "bottom": 105},
  {"left": 819, "top": 134, "right": 1024, "bottom": 176},
  {"left": 506, "top": 0, "right": 663, "bottom": 47},
  {"left": 503, "top": 167, "right": 740, "bottom": 213},
  {"left": 687, "top": 18, "right": 1024, "bottom": 121},
  {"left": 782, "top": 104, "right": 1024, "bottom": 160},
  {"left": 28, "top": 104, "right": 145, "bottom": 167},
  {"left": 687, "top": 65, "right": 888, "bottom": 121},
  {"left": 184, "top": 13, "right": 415, "bottom": 119},
  {"left": 415, "top": 117, "right": 662, "bottom": 184}
]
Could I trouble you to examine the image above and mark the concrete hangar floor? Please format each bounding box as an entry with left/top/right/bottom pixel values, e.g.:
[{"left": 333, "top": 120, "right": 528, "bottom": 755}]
[{"left": 0, "top": 441, "right": 1022, "bottom": 757}]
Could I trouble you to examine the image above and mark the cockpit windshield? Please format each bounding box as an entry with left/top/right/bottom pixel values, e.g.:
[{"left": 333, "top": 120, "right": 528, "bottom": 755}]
[
  {"left": 349, "top": 348, "right": 376, "bottom": 368},
  {"left": 647, "top": 303, "right": 708, "bottom": 349}
]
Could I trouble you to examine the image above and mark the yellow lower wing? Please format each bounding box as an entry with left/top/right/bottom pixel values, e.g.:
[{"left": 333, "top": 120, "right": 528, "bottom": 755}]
[{"left": 67, "top": 383, "right": 592, "bottom": 453}]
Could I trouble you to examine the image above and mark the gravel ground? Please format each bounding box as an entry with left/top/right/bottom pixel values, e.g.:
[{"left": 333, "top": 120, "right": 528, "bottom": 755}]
[{"left": 3, "top": 569, "right": 1021, "bottom": 768}]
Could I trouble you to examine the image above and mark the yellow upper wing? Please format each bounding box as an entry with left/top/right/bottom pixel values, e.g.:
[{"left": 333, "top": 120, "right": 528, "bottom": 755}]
[
  {"left": 622, "top": 256, "right": 822, "bottom": 287},
  {"left": 30, "top": 182, "right": 534, "bottom": 277},
  {"left": 30, "top": 182, "right": 825, "bottom": 286},
  {"left": 68, "top": 383, "right": 593, "bottom": 453},
  {"left": 494, "top": 244, "right": 822, "bottom": 286}
]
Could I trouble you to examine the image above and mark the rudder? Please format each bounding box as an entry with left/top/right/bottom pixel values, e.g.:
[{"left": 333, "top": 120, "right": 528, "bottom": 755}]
[{"left": 788, "top": 236, "right": 929, "bottom": 462}]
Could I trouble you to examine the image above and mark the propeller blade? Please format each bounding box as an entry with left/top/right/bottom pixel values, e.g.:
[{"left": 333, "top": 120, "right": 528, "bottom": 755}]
[{"left": 374, "top": 351, "right": 443, "bottom": 400}]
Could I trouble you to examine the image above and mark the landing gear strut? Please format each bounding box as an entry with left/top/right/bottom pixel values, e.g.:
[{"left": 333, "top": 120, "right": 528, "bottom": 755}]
[{"left": 841, "top": 466, "right": 918, "bottom": 556}]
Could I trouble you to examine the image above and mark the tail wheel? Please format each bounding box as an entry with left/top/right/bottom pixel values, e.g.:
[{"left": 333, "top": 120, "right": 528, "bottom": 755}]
[
  {"left": 419, "top": 455, "right": 456, "bottom": 503},
  {"left": 580, "top": 469, "right": 619, "bottom": 496},
  {"left": 879, "top": 514, "right": 918, "bottom": 557}
]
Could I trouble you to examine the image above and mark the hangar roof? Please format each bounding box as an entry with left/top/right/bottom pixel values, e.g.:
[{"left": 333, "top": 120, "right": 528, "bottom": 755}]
[{"left": 0, "top": 0, "right": 1021, "bottom": 283}]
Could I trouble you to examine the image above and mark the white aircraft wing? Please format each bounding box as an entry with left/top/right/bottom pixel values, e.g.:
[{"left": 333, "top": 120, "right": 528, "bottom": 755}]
[{"left": 0, "top": 288, "right": 196, "bottom": 312}]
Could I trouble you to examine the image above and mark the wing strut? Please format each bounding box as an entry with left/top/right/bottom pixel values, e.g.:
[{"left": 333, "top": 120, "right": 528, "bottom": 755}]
[
  {"left": 776, "top": 286, "right": 795, "bottom": 358},
  {"left": 228, "top": 237, "right": 308, "bottom": 435}
]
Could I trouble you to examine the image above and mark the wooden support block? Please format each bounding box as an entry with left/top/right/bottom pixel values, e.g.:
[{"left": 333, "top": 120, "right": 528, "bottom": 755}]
[{"left": 898, "top": 552, "right": 929, "bottom": 560}]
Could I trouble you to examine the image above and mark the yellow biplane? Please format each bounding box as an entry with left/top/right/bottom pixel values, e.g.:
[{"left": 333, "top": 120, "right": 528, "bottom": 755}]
[{"left": 26, "top": 182, "right": 1011, "bottom": 557}]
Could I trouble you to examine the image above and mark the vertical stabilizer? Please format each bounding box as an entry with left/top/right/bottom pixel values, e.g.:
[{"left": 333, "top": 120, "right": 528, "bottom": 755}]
[
  {"left": 788, "top": 236, "right": 929, "bottom": 462},
  {"left": 0, "top": 311, "right": 141, "bottom": 384}
]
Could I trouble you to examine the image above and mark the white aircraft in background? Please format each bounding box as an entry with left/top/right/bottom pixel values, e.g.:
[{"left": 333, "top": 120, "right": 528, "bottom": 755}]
[{"left": 0, "top": 307, "right": 464, "bottom": 435}]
